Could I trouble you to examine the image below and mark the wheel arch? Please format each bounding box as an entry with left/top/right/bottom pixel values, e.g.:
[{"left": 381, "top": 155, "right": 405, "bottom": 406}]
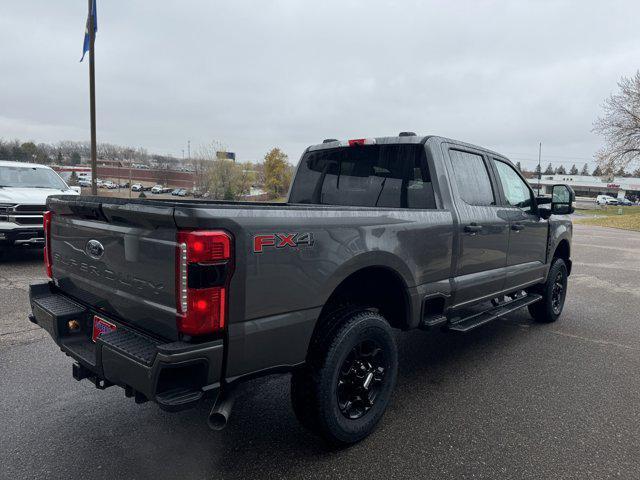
[
  {"left": 552, "top": 238, "right": 572, "bottom": 275},
  {"left": 317, "top": 254, "right": 415, "bottom": 332}
]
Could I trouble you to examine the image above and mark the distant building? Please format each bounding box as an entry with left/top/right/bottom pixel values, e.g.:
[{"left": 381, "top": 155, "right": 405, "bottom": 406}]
[
  {"left": 216, "top": 151, "right": 236, "bottom": 161},
  {"left": 528, "top": 174, "right": 640, "bottom": 199}
]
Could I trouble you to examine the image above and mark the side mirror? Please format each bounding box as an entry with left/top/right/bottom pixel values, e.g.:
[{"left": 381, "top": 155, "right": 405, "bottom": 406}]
[{"left": 551, "top": 184, "right": 575, "bottom": 215}]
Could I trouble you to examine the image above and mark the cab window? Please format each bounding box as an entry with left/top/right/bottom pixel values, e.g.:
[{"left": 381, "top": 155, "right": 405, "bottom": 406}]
[
  {"left": 492, "top": 159, "right": 535, "bottom": 214},
  {"left": 449, "top": 149, "right": 495, "bottom": 206}
]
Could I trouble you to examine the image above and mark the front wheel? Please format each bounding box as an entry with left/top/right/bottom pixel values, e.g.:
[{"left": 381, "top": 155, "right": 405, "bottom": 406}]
[
  {"left": 528, "top": 258, "right": 568, "bottom": 323},
  {"left": 291, "top": 309, "right": 398, "bottom": 446}
]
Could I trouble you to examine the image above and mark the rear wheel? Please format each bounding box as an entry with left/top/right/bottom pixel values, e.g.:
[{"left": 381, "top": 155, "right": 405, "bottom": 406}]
[
  {"left": 291, "top": 309, "right": 398, "bottom": 445},
  {"left": 528, "top": 258, "right": 568, "bottom": 323}
]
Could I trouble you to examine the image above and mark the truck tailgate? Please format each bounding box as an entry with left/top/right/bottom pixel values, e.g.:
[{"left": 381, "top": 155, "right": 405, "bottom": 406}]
[{"left": 48, "top": 197, "right": 179, "bottom": 340}]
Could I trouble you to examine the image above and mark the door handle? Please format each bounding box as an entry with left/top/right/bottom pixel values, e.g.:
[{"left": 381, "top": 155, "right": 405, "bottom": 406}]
[
  {"left": 464, "top": 224, "right": 482, "bottom": 234},
  {"left": 511, "top": 223, "right": 525, "bottom": 232}
]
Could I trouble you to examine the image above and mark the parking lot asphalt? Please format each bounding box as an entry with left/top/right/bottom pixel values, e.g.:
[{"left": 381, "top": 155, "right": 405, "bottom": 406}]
[{"left": 1, "top": 224, "right": 640, "bottom": 480}]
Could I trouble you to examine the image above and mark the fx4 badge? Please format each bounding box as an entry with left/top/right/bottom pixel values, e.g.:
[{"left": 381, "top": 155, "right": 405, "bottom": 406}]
[{"left": 253, "top": 233, "right": 315, "bottom": 253}]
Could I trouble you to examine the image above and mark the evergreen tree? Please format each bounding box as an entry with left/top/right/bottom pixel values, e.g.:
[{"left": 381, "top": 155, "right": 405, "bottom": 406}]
[
  {"left": 580, "top": 163, "right": 590, "bottom": 175},
  {"left": 555, "top": 165, "right": 567, "bottom": 175},
  {"left": 68, "top": 171, "right": 79, "bottom": 186},
  {"left": 543, "top": 163, "right": 554, "bottom": 175},
  {"left": 592, "top": 165, "right": 603, "bottom": 176},
  {"left": 569, "top": 164, "right": 579, "bottom": 175}
]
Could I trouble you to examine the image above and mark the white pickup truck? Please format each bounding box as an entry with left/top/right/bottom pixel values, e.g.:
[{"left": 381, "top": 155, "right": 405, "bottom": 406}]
[{"left": 0, "top": 161, "right": 79, "bottom": 248}]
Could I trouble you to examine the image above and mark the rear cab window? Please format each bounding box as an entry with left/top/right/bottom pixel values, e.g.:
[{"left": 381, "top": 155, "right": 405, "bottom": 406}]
[
  {"left": 289, "top": 144, "right": 437, "bottom": 209},
  {"left": 448, "top": 149, "right": 496, "bottom": 206}
]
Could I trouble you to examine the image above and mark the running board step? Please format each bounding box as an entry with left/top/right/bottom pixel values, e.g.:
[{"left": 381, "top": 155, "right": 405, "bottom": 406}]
[{"left": 446, "top": 293, "right": 542, "bottom": 333}]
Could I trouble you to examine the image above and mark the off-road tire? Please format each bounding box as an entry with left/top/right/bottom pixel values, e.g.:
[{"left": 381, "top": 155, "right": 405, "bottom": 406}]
[
  {"left": 528, "top": 258, "right": 568, "bottom": 323},
  {"left": 290, "top": 309, "right": 398, "bottom": 446}
]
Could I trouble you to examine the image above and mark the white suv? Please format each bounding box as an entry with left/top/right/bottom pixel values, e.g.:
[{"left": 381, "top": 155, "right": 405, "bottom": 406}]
[
  {"left": 596, "top": 195, "right": 619, "bottom": 206},
  {"left": 0, "top": 161, "right": 79, "bottom": 247}
]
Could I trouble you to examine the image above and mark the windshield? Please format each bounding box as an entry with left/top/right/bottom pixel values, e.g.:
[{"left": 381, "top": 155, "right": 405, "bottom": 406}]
[{"left": 0, "top": 166, "right": 68, "bottom": 189}]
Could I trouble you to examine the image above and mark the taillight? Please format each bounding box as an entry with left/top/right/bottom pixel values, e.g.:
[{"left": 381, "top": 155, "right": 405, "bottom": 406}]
[
  {"left": 176, "top": 230, "right": 233, "bottom": 336},
  {"left": 43, "top": 211, "right": 53, "bottom": 278}
]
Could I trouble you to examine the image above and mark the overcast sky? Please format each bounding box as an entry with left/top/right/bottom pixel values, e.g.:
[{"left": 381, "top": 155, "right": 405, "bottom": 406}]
[{"left": 1, "top": 1, "right": 638, "bottom": 169}]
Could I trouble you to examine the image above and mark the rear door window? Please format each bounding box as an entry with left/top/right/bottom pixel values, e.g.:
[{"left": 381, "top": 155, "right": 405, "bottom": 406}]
[
  {"left": 289, "top": 144, "right": 436, "bottom": 209},
  {"left": 449, "top": 149, "right": 495, "bottom": 206}
]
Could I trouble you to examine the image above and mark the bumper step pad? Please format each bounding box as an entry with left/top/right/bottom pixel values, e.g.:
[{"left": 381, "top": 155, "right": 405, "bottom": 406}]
[
  {"left": 98, "top": 329, "right": 160, "bottom": 367},
  {"left": 156, "top": 388, "right": 204, "bottom": 412}
]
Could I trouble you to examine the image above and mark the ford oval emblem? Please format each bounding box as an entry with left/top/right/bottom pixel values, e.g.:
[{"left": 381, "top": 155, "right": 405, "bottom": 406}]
[{"left": 85, "top": 239, "right": 105, "bottom": 260}]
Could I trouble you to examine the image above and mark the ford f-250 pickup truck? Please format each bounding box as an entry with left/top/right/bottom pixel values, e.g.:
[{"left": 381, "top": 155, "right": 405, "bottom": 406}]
[{"left": 28, "top": 134, "right": 574, "bottom": 445}]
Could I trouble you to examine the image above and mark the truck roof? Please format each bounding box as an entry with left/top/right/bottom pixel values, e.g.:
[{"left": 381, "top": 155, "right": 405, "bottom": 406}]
[
  {"left": 306, "top": 134, "right": 509, "bottom": 160},
  {"left": 0, "top": 160, "right": 53, "bottom": 169}
]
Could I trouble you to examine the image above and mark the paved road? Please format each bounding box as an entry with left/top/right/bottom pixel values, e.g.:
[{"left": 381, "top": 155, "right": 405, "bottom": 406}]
[{"left": 1, "top": 224, "right": 640, "bottom": 480}]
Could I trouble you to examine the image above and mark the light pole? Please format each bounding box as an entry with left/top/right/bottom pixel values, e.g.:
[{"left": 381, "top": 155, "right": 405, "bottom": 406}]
[{"left": 537, "top": 142, "right": 542, "bottom": 196}]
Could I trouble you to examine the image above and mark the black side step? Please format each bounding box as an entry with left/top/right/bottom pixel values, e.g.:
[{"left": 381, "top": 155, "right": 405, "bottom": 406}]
[{"left": 446, "top": 293, "right": 542, "bottom": 333}]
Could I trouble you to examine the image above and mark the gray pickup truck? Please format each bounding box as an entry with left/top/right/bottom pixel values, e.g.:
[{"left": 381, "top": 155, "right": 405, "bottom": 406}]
[{"left": 29, "top": 134, "right": 574, "bottom": 445}]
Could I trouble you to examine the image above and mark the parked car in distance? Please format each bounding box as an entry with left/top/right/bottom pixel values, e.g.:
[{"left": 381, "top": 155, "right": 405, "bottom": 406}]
[
  {"left": 596, "top": 194, "right": 618, "bottom": 205},
  {"left": 78, "top": 180, "right": 91, "bottom": 188},
  {"left": 151, "top": 184, "right": 164, "bottom": 194},
  {"left": 617, "top": 197, "right": 633, "bottom": 206},
  {"left": 131, "top": 183, "right": 143, "bottom": 192},
  {"left": 171, "top": 188, "right": 188, "bottom": 197}
]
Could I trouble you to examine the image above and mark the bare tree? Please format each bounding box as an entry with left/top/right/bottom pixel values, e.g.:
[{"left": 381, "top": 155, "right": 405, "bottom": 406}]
[
  {"left": 156, "top": 164, "right": 171, "bottom": 186},
  {"left": 593, "top": 70, "right": 640, "bottom": 172},
  {"left": 191, "top": 141, "right": 223, "bottom": 195}
]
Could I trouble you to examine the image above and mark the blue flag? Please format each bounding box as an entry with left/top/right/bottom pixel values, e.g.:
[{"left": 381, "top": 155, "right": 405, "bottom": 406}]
[{"left": 80, "top": 0, "right": 97, "bottom": 62}]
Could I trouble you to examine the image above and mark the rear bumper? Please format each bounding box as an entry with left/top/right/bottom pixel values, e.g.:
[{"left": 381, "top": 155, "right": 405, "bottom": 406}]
[{"left": 29, "top": 282, "right": 223, "bottom": 411}]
